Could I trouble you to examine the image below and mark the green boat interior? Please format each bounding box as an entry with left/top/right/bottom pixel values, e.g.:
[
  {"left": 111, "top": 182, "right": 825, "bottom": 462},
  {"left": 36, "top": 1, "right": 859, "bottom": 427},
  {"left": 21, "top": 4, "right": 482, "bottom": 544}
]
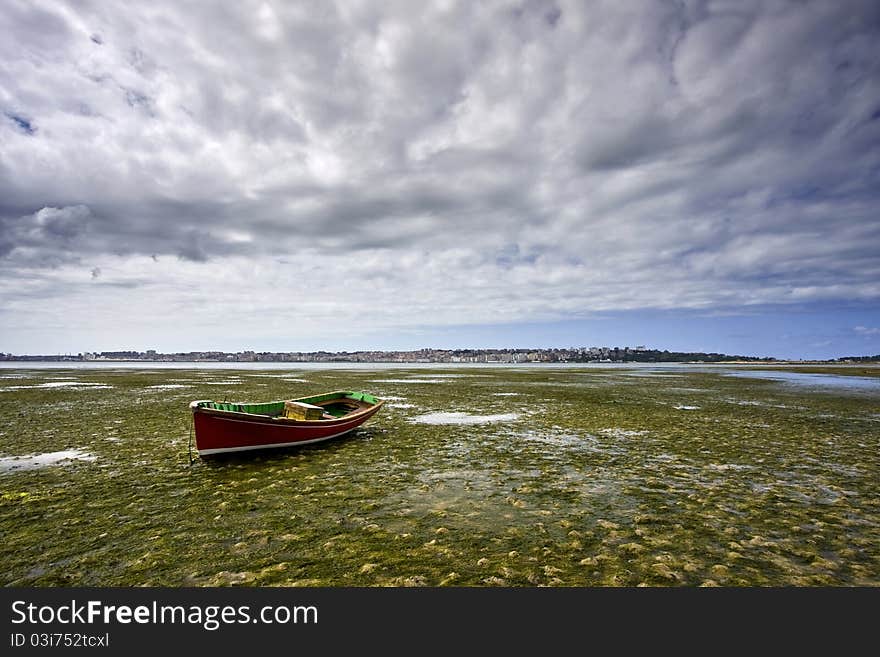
[{"left": 195, "top": 391, "right": 380, "bottom": 419}]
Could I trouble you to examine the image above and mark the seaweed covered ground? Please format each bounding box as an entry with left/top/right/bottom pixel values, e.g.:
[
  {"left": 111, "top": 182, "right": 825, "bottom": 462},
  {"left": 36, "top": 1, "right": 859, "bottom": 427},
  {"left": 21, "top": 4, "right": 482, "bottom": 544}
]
[{"left": 1, "top": 364, "right": 878, "bottom": 586}]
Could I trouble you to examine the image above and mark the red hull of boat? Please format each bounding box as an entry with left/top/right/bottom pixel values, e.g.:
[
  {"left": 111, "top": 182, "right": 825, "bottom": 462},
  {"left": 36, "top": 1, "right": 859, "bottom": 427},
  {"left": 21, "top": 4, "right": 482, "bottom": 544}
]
[{"left": 193, "top": 404, "right": 382, "bottom": 456}]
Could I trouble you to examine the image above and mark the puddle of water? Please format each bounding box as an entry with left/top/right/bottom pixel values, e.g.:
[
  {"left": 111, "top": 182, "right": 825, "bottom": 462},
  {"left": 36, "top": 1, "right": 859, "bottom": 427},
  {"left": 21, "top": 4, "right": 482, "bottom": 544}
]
[
  {"left": 0, "top": 449, "right": 96, "bottom": 474},
  {"left": 145, "top": 384, "right": 192, "bottom": 390},
  {"left": 372, "top": 379, "right": 446, "bottom": 384},
  {"left": 406, "top": 374, "right": 470, "bottom": 378},
  {"left": 410, "top": 412, "right": 520, "bottom": 425},
  {"left": 706, "top": 463, "right": 754, "bottom": 472},
  {"left": 514, "top": 429, "right": 600, "bottom": 449},
  {"left": 1, "top": 382, "right": 113, "bottom": 391},
  {"left": 674, "top": 405, "right": 700, "bottom": 410},
  {"left": 598, "top": 428, "right": 649, "bottom": 438}
]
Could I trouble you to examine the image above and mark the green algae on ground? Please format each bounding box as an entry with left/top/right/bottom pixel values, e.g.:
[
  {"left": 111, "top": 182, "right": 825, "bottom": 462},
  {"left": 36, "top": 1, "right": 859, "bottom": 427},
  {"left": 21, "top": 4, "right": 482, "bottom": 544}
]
[{"left": 0, "top": 365, "right": 878, "bottom": 586}]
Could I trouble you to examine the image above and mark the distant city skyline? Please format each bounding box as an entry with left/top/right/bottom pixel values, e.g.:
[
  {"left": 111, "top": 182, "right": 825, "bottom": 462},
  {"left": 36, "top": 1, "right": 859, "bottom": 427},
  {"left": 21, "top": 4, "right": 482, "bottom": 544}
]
[
  {"left": 1, "top": 3, "right": 878, "bottom": 361},
  {"left": 2, "top": 339, "right": 877, "bottom": 363}
]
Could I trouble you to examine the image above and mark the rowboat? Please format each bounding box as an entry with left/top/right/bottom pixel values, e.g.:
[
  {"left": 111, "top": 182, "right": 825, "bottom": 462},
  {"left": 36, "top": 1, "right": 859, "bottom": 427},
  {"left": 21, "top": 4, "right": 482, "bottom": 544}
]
[{"left": 189, "top": 390, "right": 384, "bottom": 456}]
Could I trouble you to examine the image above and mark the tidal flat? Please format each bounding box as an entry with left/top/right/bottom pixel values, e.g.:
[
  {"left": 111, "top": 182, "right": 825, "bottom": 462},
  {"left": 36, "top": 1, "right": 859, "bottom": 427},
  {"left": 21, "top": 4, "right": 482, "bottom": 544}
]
[{"left": 1, "top": 364, "right": 878, "bottom": 586}]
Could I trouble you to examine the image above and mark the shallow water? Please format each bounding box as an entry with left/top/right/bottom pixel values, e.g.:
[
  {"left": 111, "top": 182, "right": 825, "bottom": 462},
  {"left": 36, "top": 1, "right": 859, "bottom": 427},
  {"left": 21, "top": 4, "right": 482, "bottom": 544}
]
[
  {"left": 0, "top": 365, "right": 878, "bottom": 586},
  {"left": 722, "top": 370, "right": 880, "bottom": 390},
  {"left": 0, "top": 449, "right": 96, "bottom": 473},
  {"left": 0, "top": 381, "right": 114, "bottom": 391},
  {"left": 410, "top": 412, "right": 521, "bottom": 425}
]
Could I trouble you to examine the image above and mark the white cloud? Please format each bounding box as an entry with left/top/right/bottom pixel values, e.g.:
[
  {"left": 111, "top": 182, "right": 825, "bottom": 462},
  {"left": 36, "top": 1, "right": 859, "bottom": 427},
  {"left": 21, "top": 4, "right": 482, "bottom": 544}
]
[{"left": 0, "top": 0, "right": 878, "bottom": 351}]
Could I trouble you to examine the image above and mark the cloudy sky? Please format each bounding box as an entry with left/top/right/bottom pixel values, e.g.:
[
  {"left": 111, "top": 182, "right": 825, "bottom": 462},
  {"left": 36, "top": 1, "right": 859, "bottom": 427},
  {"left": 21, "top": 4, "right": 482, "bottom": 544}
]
[{"left": 1, "top": 0, "right": 879, "bottom": 359}]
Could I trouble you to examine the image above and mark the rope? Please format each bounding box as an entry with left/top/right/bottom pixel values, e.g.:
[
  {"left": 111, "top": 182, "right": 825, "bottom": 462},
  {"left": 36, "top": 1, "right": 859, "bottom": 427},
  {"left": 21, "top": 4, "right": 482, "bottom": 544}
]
[{"left": 188, "top": 414, "right": 195, "bottom": 466}]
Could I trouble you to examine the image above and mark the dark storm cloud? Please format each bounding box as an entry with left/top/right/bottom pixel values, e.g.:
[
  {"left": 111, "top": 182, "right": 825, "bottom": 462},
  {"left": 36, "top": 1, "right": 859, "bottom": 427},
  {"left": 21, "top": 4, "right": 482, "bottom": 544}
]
[{"left": 0, "top": 0, "right": 878, "bottom": 317}]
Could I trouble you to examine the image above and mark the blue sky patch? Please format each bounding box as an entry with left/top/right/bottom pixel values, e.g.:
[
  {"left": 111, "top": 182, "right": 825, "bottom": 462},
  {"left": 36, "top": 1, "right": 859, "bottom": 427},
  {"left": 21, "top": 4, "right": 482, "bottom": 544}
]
[{"left": 5, "top": 112, "right": 35, "bottom": 135}]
